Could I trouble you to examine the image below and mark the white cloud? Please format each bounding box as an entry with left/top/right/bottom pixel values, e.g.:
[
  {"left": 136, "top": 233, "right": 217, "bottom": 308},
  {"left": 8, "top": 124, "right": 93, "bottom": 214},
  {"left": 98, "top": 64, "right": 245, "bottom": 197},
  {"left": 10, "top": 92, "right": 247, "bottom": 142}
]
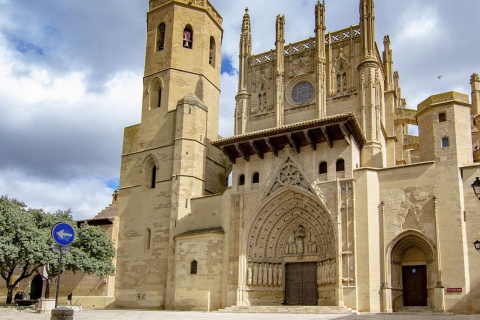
[{"left": 398, "top": 7, "right": 439, "bottom": 43}]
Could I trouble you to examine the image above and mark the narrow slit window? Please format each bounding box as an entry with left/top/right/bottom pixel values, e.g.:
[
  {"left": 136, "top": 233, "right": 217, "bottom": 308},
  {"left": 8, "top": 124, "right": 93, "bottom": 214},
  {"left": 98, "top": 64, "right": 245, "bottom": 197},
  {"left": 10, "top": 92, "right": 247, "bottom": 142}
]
[
  {"left": 145, "top": 228, "right": 151, "bottom": 250},
  {"left": 183, "top": 25, "right": 193, "bottom": 49},
  {"left": 209, "top": 36, "right": 216, "bottom": 67},
  {"left": 190, "top": 260, "right": 197, "bottom": 274},
  {"left": 158, "top": 88, "right": 162, "bottom": 108},
  {"left": 151, "top": 165, "right": 157, "bottom": 188}
]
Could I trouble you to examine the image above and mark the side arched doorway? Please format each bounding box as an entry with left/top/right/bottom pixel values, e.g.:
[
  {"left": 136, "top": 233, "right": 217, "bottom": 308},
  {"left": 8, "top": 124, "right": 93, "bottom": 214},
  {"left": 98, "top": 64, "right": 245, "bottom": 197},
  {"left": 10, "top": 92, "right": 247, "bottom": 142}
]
[
  {"left": 240, "top": 188, "right": 337, "bottom": 306},
  {"left": 387, "top": 230, "right": 437, "bottom": 311},
  {"left": 30, "top": 274, "right": 43, "bottom": 300}
]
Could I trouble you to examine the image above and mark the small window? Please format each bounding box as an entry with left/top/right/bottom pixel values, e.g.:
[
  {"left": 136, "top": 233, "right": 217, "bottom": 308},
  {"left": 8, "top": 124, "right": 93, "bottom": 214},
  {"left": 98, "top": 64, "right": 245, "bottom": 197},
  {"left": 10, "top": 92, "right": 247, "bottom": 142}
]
[
  {"left": 183, "top": 25, "right": 193, "bottom": 49},
  {"left": 151, "top": 165, "right": 157, "bottom": 188},
  {"left": 439, "top": 112, "right": 446, "bottom": 122},
  {"left": 209, "top": 36, "right": 216, "bottom": 67},
  {"left": 190, "top": 260, "right": 197, "bottom": 274},
  {"left": 149, "top": 78, "right": 162, "bottom": 109},
  {"left": 336, "top": 159, "right": 345, "bottom": 172},
  {"left": 157, "top": 23, "right": 166, "bottom": 51},
  {"left": 158, "top": 88, "right": 162, "bottom": 108},
  {"left": 442, "top": 137, "right": 450, "bottom": 148},
  {"left": 319, "top": 161, "right": 327, "bottom": 174},
  {"left": 145, "top": 228, "right": 151, "bottom": 250},
  {"left": 238, "top": 174, "right": 245, "bottom": 186},
  {"left": 252, "top": 172, "right": 259, "bottom": 184}
]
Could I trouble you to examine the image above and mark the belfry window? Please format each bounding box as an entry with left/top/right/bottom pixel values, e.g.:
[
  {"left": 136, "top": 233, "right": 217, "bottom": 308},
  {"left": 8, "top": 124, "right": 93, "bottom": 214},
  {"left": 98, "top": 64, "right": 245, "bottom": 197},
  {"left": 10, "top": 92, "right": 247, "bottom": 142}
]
[
  {"left": 183, "top": 25, "right": 193, "bottom": 49},
  {"left": 336, "top": 159, "right": 345, "bottom": 172},
  {"left": 157, "top": 23, "right": 166, "bottom": 51},
  {"left": 319, "top": 161, "right": 327, "bottom": 174},
  {"left": 252, "top": 172, "right": 259, "bottom": 184},
  {"left": 190, "top": 260, "right": 198, "bottom": 274},
  {"left": 209, "top": 36, "right": 216, "bottom": 67},
  {"left": 238, "top": 174, "right": 245, "bottom": 186}
]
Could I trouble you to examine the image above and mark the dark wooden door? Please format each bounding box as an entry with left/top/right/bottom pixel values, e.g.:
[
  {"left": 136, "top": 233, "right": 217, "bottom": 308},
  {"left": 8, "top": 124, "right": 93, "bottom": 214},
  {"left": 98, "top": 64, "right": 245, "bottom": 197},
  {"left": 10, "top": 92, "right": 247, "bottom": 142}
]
[
  {"left": 402, "top": 265, "right": 427, "bottom": 306},
  {"left": 285, "top": 262, "right": 318, "bottom": 305}
]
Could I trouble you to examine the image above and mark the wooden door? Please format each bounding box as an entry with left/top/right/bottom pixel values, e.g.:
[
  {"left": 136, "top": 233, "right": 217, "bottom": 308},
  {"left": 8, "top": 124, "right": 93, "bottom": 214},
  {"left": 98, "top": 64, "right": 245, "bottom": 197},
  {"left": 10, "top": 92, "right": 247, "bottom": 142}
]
[
  {"left": 285, "top": 262, "right": 318, "bottom": 305},
  {"left": 402, "top": 265, "right": 427, "bottom": 306}
]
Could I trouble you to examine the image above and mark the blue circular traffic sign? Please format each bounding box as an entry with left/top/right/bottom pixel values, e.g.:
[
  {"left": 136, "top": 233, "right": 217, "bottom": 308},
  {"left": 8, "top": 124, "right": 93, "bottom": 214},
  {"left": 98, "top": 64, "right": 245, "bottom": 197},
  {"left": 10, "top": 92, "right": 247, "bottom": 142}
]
[{"left": 52, "top": 222, "right": 76, "bottom": 246}]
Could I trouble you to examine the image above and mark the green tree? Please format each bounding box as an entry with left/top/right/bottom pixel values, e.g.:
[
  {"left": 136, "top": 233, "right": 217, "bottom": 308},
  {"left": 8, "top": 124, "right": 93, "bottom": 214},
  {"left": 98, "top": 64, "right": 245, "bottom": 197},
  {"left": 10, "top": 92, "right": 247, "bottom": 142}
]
[
  {"left": 0, "top": 196, "right": 43, "bottom": 304},
  {"left": 0, "top": 196, "right": 116, "bottom": 303}
]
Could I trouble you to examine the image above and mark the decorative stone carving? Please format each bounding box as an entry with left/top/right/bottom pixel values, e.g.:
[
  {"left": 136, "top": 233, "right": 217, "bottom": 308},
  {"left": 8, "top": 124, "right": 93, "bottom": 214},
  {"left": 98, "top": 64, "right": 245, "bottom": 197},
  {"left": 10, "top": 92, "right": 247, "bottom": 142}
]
[
  {"left": 246, "top": 261, "right": 283, "bottom": 288},
  {"left": 284, "top": 225, "right": 319, "bottom": 256},
  {"left": 290, "top": 54, "right": 311, "bottom": 77}
]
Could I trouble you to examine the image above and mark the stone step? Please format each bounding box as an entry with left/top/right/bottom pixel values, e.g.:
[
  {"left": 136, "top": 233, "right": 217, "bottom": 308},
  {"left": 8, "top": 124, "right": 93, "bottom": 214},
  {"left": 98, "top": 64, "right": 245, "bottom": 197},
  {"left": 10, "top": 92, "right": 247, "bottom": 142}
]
[{"left": 218, "top": 305, "right": 353, "bottom": 314}]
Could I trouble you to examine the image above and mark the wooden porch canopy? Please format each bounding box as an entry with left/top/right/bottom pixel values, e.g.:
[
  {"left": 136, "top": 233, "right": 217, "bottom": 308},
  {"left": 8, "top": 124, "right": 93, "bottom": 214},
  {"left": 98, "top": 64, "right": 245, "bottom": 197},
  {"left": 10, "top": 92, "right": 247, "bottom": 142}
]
[{"left": 211, "top": 113, "right": 366, "bottom": 164}]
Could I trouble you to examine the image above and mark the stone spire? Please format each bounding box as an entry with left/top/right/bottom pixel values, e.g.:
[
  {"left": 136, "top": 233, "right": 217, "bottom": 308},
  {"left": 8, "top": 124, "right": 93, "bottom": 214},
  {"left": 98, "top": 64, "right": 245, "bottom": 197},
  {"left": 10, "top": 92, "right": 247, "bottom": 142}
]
[
  {"left": 275, "top": 14, "right": 285, "bottom": 127},
  {"left": 359, "top": 0, "right": 376, "bottom": 62},
  {"left": 315, "top": 0, "right": 327, "bottom": 118},
  {"left": 238, "top": 8, "right": 251, "bottom": 92},
  {"left": 383, "top": 35, "right": 394, "bottom": 91},
  {"left": 235, "top": 8, "right": 252, "bottom": 135},
  {"left": 471, "top": 73, "right": 480, "bottom": 115}
]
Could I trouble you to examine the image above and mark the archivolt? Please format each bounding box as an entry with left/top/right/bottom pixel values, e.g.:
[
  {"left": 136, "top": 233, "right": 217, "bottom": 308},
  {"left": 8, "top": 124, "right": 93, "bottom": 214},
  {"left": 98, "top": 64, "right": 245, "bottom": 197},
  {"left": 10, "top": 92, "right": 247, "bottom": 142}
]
[{"left": 244, "top": 187, "right": 336, "bottom": 262}]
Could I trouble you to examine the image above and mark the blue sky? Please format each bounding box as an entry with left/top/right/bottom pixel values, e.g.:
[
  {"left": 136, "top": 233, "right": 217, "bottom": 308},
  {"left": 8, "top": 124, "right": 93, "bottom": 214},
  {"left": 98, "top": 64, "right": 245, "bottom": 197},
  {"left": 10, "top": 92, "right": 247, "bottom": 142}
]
[{"left": 0, "top": 0, "right": 479, "bottom": 219}]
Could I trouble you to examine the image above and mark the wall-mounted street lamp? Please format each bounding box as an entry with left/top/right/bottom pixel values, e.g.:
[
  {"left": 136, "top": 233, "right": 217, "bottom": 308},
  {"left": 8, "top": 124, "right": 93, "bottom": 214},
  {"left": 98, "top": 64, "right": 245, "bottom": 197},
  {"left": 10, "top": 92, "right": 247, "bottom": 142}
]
[
  {"left": 471, "top": 177, "right": 480, "bottom": 200},
  {"left": 471, "top": 178, "right": 480, "bottom": 252},
  {"left": 474, "top": 240, "right": 480, "bottom": 252}
]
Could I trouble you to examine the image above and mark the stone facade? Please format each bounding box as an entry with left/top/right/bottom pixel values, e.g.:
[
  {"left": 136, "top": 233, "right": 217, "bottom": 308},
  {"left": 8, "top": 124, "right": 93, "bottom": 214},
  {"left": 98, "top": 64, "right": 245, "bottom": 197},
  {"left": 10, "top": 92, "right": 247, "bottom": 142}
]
[{"left": 114, "top": 0, "right": 480, "bottom": 314}]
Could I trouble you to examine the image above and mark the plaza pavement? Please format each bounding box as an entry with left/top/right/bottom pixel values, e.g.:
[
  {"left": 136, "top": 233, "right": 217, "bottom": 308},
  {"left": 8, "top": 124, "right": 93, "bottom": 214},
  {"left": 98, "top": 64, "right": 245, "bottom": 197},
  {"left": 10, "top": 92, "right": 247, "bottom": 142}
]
[{"left": 1, "top": 307, "right": 480, "bottom": 320}]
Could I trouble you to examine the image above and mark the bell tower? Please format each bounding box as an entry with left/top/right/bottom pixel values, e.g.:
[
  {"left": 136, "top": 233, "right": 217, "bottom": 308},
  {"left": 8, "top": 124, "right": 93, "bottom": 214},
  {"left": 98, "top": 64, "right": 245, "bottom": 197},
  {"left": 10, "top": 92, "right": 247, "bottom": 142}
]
[
  {"left": 115, "top": 0, "right": 225, "bottom": 309},
  {"left": 143, "top": 0, "right": 223, "bottom": 139}
]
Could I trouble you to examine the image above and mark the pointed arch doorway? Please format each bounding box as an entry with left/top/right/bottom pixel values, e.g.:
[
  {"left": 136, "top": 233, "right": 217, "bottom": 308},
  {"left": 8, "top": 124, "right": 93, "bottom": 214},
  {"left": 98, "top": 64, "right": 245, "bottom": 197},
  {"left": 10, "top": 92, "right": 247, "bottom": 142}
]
[{"left": 242, "top": 187, "right": 337, "bottom": 306}]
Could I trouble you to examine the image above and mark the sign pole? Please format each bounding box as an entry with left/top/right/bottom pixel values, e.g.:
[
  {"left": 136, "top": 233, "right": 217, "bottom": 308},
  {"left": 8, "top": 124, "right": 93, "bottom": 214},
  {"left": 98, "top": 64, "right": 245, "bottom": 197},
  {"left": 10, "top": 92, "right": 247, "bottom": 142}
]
[
  {"left": 51, "top": 222, "right": 75, "bottom": 309},
  {"left": 54, "top": 249, "right": 63, "bottom": 308}
]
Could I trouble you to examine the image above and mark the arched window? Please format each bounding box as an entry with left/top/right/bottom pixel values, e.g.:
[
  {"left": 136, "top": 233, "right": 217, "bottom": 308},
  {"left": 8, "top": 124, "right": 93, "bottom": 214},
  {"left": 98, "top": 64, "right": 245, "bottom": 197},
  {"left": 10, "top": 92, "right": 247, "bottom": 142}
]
[
  {"left": 145, "top": 228, "right": 151, "bottom": 250},
  {"left": 209, "top": 36, "right": 216, "bottom": 67},
  {"left": 252, "top": 172, "right": 259, "bottom": 184},
  {"left": 157, "top": 23, "right": 166, "bottom": 51},
  {"left": 149, "top": 78, "right": 163, "bottom": 109},
  {"left": 319, "top": 161, "right": 327, "bottom": 174},
  {"left": 238, "top": 174, "right": 245, "bottom": 186},
  {"left": 336, "top": 159, "right": 345, "bottom": 172},
  {"left": 190, "top": 260, "right": 198, "bottom": 274},
  {"left": 442, "top": 137, "right": 450, "bottom": 148},
  {"left": 183, "top": 25, "right": 193, "bottom": 49},
  {"left": 151, "top": 165, "right": 157, "bottom": 188}
]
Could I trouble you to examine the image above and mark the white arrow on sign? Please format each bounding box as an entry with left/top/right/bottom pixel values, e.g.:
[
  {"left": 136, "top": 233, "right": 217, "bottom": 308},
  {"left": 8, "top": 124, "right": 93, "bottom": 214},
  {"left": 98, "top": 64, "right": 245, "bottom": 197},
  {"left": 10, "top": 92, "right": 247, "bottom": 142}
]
[{"left": 56, "top": 229, "right": 73, "bottom": 240}]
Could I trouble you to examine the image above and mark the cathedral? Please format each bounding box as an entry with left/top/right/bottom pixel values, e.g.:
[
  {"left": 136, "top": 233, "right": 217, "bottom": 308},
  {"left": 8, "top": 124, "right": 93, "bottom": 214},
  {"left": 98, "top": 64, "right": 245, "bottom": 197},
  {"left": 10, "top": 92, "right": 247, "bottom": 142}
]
[{"left": 114, "top": 0, "right": 480, "bottom": 314}]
